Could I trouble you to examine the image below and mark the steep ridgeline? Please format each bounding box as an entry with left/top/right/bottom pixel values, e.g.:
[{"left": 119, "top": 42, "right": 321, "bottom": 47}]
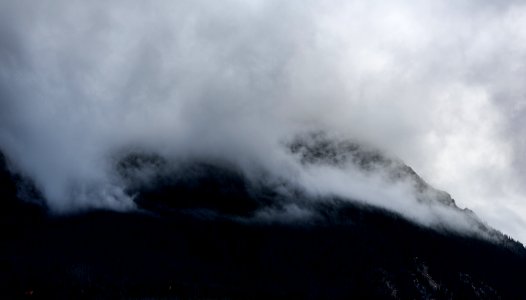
[
  {"left": 288, "top": 132, "right": 501, "bottom": 238},
  {"left": 0, "top": 134, "right": 525, "bottom": 299},
  {"left": 289, "top": 132, "right": 457, "bottom": 205}
]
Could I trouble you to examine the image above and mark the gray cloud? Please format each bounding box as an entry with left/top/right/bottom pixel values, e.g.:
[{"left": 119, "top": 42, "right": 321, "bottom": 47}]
[{"left": 0, "top": 0, "right": 525, "bottom": 242}]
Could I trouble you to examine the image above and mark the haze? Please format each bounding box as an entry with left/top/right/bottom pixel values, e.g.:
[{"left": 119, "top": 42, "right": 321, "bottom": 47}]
[{"left": 0, "top": 0, "right": 525, "bottom": 243}]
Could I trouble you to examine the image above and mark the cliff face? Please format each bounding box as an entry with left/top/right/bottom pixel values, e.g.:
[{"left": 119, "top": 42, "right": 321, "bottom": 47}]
[{"left": 0, "top": 141, "right": 525, "bottom": 299}]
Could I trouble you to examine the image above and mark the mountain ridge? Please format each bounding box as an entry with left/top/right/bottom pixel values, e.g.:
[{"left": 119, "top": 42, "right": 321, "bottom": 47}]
[{"left": 0, "top": 140, "right": 525, "bottom": 298}]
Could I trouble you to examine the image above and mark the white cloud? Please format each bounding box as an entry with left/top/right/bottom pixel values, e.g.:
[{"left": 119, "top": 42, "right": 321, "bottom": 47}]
[{"left": 0, "top": 0, "right": 525, "bottom": 242}]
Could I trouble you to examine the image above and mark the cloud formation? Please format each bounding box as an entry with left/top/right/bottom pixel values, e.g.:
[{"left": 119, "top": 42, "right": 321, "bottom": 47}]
[{"left": 0, "top": 0, "right": 525, "bottom": 242}]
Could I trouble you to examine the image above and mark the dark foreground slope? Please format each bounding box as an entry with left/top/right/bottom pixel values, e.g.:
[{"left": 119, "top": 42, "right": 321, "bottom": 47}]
[{"left": 0, "top": 153, "right": 525, "bottom": 299}]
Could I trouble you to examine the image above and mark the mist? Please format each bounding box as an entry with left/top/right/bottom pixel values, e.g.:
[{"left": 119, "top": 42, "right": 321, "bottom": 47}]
[{"left": 0, "top": 0, "right": 525, "bottom": 242}]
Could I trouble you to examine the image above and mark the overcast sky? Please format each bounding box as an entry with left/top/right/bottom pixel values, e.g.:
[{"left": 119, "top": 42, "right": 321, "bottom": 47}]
[{"left": 0, "top": 0, "right": 525, "bottom": 243}]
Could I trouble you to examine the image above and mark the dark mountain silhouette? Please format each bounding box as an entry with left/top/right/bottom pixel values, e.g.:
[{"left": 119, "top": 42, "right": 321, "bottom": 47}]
[{"left": 0, "top": 136, "right": 525, "bottom": 299}]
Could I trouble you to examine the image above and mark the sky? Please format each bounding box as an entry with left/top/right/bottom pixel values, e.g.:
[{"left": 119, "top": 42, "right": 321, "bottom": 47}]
[{"left": 0, "top": 0, "right": 525, "bottom": 243}]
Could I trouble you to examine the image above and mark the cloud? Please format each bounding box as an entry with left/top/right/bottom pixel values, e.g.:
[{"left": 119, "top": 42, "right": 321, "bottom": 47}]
[{"left": 0, "top": 0, "right": 525, "bottom": 242}]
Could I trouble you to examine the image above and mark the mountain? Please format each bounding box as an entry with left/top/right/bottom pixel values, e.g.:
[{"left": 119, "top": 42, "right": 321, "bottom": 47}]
[{"left": 0, "top": 135, "right": 525, "bottom": 299}]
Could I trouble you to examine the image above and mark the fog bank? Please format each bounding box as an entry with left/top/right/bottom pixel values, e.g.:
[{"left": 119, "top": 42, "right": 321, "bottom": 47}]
[{"left": 0, "top": 0, "right": 525, "bottom": 242}]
